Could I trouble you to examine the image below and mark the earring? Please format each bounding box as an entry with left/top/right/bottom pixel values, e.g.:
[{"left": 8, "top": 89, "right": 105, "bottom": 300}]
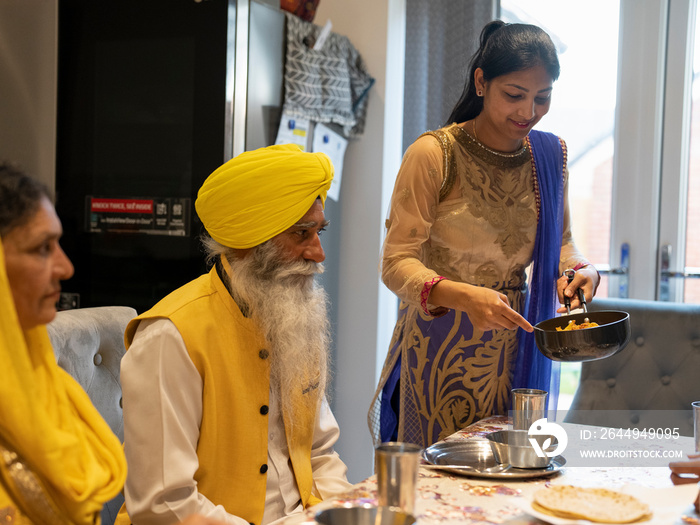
[{"left": 477, "top": 90, "right": 483, "bottom": 96}]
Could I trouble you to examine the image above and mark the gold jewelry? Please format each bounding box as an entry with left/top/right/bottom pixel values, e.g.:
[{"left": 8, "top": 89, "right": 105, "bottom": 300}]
[
  {"left": 527, "top": 137, "right": 541, "bottom": 222},
  {"left": 470, "top": 119, "right": 527, "bottom": 159},
  {"left": 0, "top": 442, "right": 66, "bottom": 525}
]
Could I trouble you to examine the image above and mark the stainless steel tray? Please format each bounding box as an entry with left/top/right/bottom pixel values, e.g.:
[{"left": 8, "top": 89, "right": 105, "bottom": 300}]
[{"left": 422, "top": 439, "right": 565, "bottom": 479}]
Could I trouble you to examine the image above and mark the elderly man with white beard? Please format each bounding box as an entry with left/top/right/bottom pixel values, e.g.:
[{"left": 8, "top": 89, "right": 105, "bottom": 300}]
[{"left": 116, "top": 144, "right": 352, "bottom": 525}]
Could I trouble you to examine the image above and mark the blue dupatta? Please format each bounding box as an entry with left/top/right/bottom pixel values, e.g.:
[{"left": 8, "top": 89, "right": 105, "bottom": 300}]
[{"left": 511, "top": 130, "right": 564, "bottom": 411}]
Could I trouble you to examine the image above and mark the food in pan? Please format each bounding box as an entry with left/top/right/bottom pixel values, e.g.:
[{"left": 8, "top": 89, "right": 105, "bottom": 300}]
[
  {"left": 555, "top": 318, "right": 599, "bottom": 331},
  {"left": 532, "top": 485, "right": 652, "bottom": 523}
]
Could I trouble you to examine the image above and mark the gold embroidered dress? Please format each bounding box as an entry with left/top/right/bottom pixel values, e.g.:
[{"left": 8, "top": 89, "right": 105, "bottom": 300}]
[{"left": 368, "top": 123, "right": 588, "bottom": 447}]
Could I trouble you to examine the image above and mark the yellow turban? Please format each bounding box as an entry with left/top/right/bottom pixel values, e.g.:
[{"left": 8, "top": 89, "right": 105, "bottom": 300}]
[{"left": 195, "top": 144, "right": 334, "bottom": 249}]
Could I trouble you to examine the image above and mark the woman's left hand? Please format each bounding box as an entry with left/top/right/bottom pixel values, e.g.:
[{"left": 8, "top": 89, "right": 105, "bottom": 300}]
[
  {"left": 670, "top": 455, "right": 700, "bottom": 484},
  {"left": 669, "top": 455, "right": 700, "bottom": 513},
  {"left": 555, "top": 266, "right": 599, "bottom": 313}
]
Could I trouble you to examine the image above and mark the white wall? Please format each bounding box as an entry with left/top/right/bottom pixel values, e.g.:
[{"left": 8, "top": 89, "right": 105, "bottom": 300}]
[
  {"left": 313, "top": 0, "right": 404, "bottom": 482},
  {"left": 0, "top": 0, "right": 57, "bottom": 193}
]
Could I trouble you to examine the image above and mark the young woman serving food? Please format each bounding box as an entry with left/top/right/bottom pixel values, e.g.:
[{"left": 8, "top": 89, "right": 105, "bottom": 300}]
[{"left": 369, "top": 20, "right": 600, "bottom": 448}]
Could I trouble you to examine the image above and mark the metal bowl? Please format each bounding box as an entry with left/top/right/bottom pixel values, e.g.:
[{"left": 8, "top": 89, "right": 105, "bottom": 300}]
[
  {"left": 534, "top": 310, "right": 631, "bottom": 362},
  {"left": 485, "top": 430, "right": 556, "bottom": 469},
  {"left": 315, "top": 506, "right": 416, "bottom": 525}
]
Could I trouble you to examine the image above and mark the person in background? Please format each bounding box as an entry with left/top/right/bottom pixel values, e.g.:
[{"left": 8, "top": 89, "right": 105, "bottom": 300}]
[
  {"left": 669, "top": 456, "right": 700, "bottom": 513},
  {"left": 368, "top": 20, "right": 600, "bottom": 448},
  {"left": 0, "top": 163, "right": 226, "bottom": 525},
  {"left": 116, "top": 144, "right": 352, "bottom": 525}
]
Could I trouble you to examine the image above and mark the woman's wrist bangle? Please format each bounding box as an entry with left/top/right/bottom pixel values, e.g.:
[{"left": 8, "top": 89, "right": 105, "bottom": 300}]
[
  {"left": 420, "top": 276, "right": 446, "bottom": 315},
  {"left": 573, "top": 262, "right": 601, "bottom": 294}
]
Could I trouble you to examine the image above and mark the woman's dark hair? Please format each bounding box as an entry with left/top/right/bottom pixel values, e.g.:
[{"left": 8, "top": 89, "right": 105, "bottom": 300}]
[
  {"left": 446, "top": 20, "right": 560, "bottom": 125},
  {"left": 0, "top": 162, "right": 52, "bottom": 238}
]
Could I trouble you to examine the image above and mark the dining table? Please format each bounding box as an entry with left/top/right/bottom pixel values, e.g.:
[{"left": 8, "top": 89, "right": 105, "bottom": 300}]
[{"left": 295, "top": 415, "right": 700, "bottom": 525}]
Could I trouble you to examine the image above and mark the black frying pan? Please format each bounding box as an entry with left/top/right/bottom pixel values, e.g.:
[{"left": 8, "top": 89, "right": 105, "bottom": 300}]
[{"left": 533, "top": 270, "right": 631, "bottom": 362}]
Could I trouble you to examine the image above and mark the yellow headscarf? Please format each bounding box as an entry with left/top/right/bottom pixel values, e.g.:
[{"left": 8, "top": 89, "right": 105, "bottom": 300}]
[
  {"left": 0, "top": 242, "right": 126, "bottom": 523},
  {"left": 195, "top": 143, "right": 334, "bottom": 249}
]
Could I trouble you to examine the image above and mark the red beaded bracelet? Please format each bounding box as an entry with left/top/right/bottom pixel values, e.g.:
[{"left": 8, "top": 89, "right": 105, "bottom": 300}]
[
  {"left": 420, "top": 276, "right": 445, "bottom": 314},
  {"left": 572, "top": 262, "right": 601, "bottom": 294}
]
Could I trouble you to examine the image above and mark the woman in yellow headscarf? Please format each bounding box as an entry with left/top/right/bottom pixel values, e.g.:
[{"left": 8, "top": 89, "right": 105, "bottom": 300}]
[{"left": 0, "top": 163, "right": 126, "bottom": 524}]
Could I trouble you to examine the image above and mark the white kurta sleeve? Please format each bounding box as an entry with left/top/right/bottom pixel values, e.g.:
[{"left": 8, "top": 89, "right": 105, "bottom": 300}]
[
  {"left": 121, "top": 318, "right": 249, "bottom": 525},
  {"left": 309, "top": 397, "right": 353, "bottom": 500}
]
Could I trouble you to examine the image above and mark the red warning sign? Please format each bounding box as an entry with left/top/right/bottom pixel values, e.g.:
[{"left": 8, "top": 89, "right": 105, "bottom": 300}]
[{"left": 90, "top": 198, "right": 154, "bottom": 214}]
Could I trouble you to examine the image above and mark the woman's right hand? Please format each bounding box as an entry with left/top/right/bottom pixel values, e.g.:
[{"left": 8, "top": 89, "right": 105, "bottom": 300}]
[
  {"left": 177, "top": 516, "right": 228, "bottom": 525},
  {"left": 429, "top": 280, "right": 533, "bottom": 332}
]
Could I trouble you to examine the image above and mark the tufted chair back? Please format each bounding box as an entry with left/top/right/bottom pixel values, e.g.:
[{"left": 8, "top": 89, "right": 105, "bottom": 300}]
[
  {"left": 563, "top": 298, "right": 700, "bottom": 436},
  {"left": 47, "top": 306, "right": 137, "bottom": 525}
]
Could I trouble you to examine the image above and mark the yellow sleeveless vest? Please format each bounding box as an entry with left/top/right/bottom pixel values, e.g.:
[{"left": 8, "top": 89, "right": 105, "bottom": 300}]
[{"left": 116, "top": 267, "right": 321, "bottom": 525}]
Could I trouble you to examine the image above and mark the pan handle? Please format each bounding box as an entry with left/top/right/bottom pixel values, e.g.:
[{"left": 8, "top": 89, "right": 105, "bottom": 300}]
[
  {"left": 578, "top": 288, "right": 588, "bottom": 313},
  {"left": 563, "top": 269, "right": 588, "bottom": 314}
]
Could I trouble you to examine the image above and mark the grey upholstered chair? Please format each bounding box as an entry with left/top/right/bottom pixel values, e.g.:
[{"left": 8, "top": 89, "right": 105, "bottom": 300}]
[
  {"left": 47, "top": 306, "right": 137, "bottom": 525},
  {"left": 563, "top": 297, "right": 700, "bottom": 436}
]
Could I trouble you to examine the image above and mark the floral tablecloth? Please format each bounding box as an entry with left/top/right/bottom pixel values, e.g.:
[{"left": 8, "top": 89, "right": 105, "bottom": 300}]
[{"left": 297, "top": 416, "right": 700, "bottom": 525}]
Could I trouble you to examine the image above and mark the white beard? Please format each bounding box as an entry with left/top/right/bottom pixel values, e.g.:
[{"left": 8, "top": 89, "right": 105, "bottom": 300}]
[{"left": 225, "top": 240, "right": 330, "bottom": 426}]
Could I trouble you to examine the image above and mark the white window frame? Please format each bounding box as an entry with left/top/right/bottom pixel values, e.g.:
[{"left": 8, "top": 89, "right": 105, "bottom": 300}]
[{"left": 612, "top": 0, "right": 696, "bottom": 301}]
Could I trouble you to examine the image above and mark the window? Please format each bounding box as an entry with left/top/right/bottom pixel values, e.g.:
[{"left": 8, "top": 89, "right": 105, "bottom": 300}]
[{"left": 502, "top": 0, "right": 700, "bottom": 410}]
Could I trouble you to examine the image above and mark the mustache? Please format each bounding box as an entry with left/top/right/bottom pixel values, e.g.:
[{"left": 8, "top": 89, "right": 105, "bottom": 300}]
[
  {"left": 247, "top": 240, "right": 325, "bottom": 281},
  {"left": 274, "top": 260, "right": 324, "bottom": 280}
]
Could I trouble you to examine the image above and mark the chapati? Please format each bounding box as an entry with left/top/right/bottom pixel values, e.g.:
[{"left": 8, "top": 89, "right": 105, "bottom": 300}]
[{"left": 532, "top": 484, "right": 652, "bottom": 523}]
